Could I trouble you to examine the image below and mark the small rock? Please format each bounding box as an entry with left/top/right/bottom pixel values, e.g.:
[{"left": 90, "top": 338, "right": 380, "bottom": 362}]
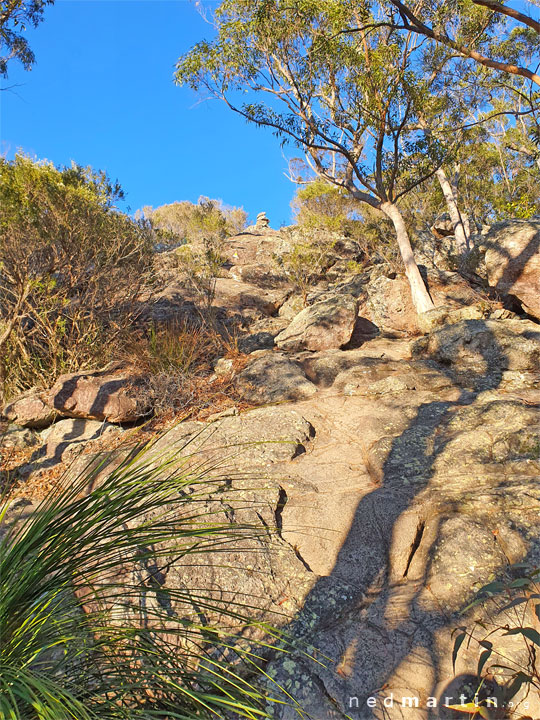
[
  {"left": 237, "top": 332, "right": 275, "bottom": 354},
  {"left": 28, "top": 419, "right": 122, "bottom": 475},
  {"left": 1, "top": 425, "right": 41, "bottom": 449},
  {"left": 41, "top": 418, "right": 117, "bottom": 445},
  {"left": 213, "top": 357, "right": 235, "bottom": 376},
  {"left": 3, "top": 392, "right": 56, "bottom": 429},
  {"left": 278, "top": 294, "right": 306, "bottom": 320}
]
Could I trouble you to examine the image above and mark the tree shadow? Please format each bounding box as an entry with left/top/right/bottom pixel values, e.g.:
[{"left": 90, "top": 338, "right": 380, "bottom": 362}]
[{"left": 270, "top": 320, "right": 539, "bottom": 719}]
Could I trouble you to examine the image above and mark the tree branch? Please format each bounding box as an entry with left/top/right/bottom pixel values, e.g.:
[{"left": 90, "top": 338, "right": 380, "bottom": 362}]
[{"left": 472, "top": 0, "right": 540, "bottom": 35}]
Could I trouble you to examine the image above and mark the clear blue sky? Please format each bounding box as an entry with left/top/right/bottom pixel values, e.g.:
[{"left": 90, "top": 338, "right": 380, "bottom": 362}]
[{"left": 0, "top": 0, "right": 298, "bottom": 226}]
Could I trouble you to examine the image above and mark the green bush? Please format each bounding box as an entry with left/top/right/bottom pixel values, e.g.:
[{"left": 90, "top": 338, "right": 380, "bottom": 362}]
[
  {"left": 0, "top": 155, "right": 154, "bottom": 400},
  {"left": 292, "top": 180, "right": 401, "bottom": 272},
  {"left": 274, "top": 227, "right": 337, "bottom": 304},
  {"left": 143, "top": 196, "right": 247, "bottom": 247}
]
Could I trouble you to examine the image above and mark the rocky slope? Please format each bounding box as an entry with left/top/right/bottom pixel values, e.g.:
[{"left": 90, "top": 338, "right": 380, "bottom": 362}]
[{"left": 2, "top": 218, "right": 540, "bottom": 719}]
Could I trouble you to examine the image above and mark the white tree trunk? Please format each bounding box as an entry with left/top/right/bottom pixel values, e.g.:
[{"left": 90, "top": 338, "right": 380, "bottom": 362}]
[
  {"left": 450, "top": 169, "right": 471, "bottom": 238},
  {"left": 436, "top": 167, "right": 470, "bottom": 253},
  {"left": 380, "top": 201, "right": 435, "bottom": 314}
]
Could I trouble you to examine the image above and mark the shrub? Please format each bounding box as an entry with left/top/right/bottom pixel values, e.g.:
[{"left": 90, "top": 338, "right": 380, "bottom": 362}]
[
  {"left": 174, "top": 238, "right": 226, "bottom": 309},
  {"left": 274, "top": 227, "right": 337, "bottom": 304},
  {"left": 292, "top": 180, "right": 401, "bottom": 272},
  {"left": 451, "top": 565, "right": 540, "bottom": 716},
  {"left": 143, "top": 196, "right": 247, "bottom": 248},
  {"left": 0, "top": 155, "right": 154, "bottom": 400},
  {"left": 125, "top": 318, "right": 239, "bottom": 416}
]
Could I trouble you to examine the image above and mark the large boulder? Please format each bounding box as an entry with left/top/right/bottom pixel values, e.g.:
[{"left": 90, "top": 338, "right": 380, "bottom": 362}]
[
  {"left": 364, "top": 272, "right": 487, "bottom": 334},
  {"left": 275, "top": 293, "right": 358, "bottom": 352},
  {"left": 46, "top": 369, "right": 148, "bottom": 423},
  {"left": 3, "top": 391, "right": 57, "bottom": 429},
  {"left": 212, "top": 277, "right": 288, "bottom": 317},
  {"left": 236, "top": 352, "right": 317, "bottom": 404},
  {"left": 484, "top": 219, "right": 540, "bottom": 320}
]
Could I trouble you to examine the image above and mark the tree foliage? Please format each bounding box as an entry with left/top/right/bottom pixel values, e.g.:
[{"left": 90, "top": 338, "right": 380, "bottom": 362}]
[
  {"left": 0, "top": 0, "right": 54, "bottom": 78},
  {"left": 387, "top": 0, "right": 540, "bottom": 87}
]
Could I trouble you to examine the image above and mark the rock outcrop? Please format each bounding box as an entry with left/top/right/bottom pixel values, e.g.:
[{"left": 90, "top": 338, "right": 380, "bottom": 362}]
[
  {"left": 484, "top": 218, "right": 540, "bottom": 319},
  {"left": 5, "top": 218, "right": 540, "bottom": 720}
]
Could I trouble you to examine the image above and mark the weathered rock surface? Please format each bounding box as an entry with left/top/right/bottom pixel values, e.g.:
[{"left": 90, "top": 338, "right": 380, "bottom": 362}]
[
  {"left": 484, "top": 219, "right": 540, "bottom": 319},
  {"left": 0, "top": 425, "right": 41, "bottom": 449},
  {"left": 263, "top": 341, "right": 540, "bottom": 719},
  {"left": 364, "top": 272, "right": 490, "bottom": 334},
  {"left": 236, "top": 352, "right": 317, "bottom": 403},
  {"left": 46, "top": 369, "right": 148, "bottom": 423},
  {"left": 413, "top": 318, "right": 540, "bottom": 376},
  {"left": 278, "top": 293, "right": 306, "bottom": 320},
  {"left": 8, "top": 216, "right": 540, "bottom": 720},
  {"left": 3, "top": 392, "right": 56, "bottom": 429},
  {"left": 212, "top": 277, "right": 288, "bottom": 317},
  {"left": 276, "top": 293, "right": 359, "bottom": 351},
  {"left": 152, "top": 405, "right": 316, "bottom": 471},
  {"left": 35, "top": 418, "right": 121, "bottom": 470}
]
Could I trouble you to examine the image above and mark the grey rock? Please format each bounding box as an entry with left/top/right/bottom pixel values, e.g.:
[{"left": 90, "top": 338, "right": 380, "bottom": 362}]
[
  {"left": 0, "top": 425, "right": 42, "bottom": 449},
  {"left": 413, "top": 318, "right": 540, "bottom": 376},
  {"left": 237, "top": 331, "right": 275, "bottom": 354},
  {"left": 278, "top": 294, "right": 306, "bottom": 320},
  {"left": 213, "top": 357, "right": 235, "bottom": 376},
  {"left": 276, "top": 293, "right": 359, "bottom": 352},
  {"left": 236, "top": 352, "right": 317, "bottom": 404},
  {"left": 25, "top": 418, "right": 123, "bottom": 475},
  {"left": 417, "top": 303, "right": 487, "bottom": 333},
  {"left": 41, "top": 418, "right": 116, "bottom": 445}
]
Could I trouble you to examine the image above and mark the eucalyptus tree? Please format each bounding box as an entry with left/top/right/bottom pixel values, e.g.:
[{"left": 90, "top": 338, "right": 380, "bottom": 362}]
[
  {"left": 395, "top": 5, "right": 540, "bottom": 251},
  {"left": 387, "top": 0, "right": 540, "bottom": 87},
  {"left": 177, "top": 0, "right": 455, "bottom": 314},
  {"left": 0, "top": 0, "right": 53, "bottom": 78}
]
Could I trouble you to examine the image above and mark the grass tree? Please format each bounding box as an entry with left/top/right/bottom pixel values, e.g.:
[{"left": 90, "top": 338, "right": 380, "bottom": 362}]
[
  {"left": 176, "top": 0, "right": 452, "bottom": 314},
  {"left": 0, "top": 434, "right": 307, "bottom": 718}
]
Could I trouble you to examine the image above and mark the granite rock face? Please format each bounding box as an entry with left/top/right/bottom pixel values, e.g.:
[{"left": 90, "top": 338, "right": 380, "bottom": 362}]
[{"left": 484, "top": 219, "right": 540, "bottom": 319}]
